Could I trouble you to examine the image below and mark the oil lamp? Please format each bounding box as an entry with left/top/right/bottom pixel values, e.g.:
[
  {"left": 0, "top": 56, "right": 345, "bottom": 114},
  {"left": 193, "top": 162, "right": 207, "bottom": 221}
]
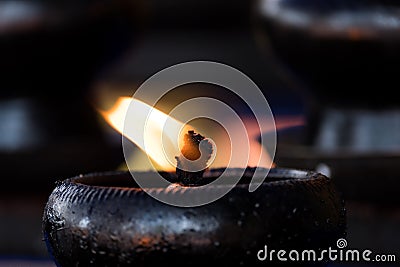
[{"left": 43, "top": 97, "right": 346, "bottom": 266}]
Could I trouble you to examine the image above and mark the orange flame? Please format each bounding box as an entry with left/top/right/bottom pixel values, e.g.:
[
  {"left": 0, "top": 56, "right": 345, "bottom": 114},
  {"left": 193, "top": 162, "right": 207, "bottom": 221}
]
[
  {"left": 101, "top": 97, "right": 304, "bottom": 171},
  {"left": 101, "top": 97, "right": 191, "bottom": 171}
]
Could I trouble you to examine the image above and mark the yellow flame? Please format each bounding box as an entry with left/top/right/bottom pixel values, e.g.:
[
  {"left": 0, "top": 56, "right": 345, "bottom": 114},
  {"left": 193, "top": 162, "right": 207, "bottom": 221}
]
[
  {"left": 101, "top": 97, "right": 190, "bottom": 171},
  {"left": 101, "top": 97, "right": 130, "bottom": 135},
  {"left": 101, "top": 97, "right": 303, "bottom": 172}
]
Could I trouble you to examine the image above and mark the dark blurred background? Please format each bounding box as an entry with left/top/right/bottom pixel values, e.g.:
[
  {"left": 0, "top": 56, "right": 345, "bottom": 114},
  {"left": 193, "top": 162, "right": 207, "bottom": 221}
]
[{"left": 1, "top": 0, "right": 399, "bottom": 266}]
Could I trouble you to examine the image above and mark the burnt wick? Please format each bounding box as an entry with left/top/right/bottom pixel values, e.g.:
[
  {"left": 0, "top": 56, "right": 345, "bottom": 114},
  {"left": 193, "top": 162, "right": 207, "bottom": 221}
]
[{"left": 175, "top": 130, "right": 213, "bottom": 185}]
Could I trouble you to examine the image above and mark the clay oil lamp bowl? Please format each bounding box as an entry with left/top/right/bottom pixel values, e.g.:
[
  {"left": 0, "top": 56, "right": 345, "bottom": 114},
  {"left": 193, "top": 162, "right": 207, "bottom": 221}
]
[{"left": 43, "top": 131, "right": 345, "bottom": 266}]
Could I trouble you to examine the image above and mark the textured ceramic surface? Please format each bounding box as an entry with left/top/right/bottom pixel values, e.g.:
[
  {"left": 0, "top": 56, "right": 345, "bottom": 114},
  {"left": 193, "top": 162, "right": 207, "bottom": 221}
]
[{"left": 43, "top": 168, "right": 346, "bottom": 266}]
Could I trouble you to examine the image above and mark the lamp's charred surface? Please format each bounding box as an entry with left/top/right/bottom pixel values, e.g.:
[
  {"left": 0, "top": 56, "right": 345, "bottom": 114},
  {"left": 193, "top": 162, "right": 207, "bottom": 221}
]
[{"left": 43, "top": 168, "right": 345, "bottom": 266}]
